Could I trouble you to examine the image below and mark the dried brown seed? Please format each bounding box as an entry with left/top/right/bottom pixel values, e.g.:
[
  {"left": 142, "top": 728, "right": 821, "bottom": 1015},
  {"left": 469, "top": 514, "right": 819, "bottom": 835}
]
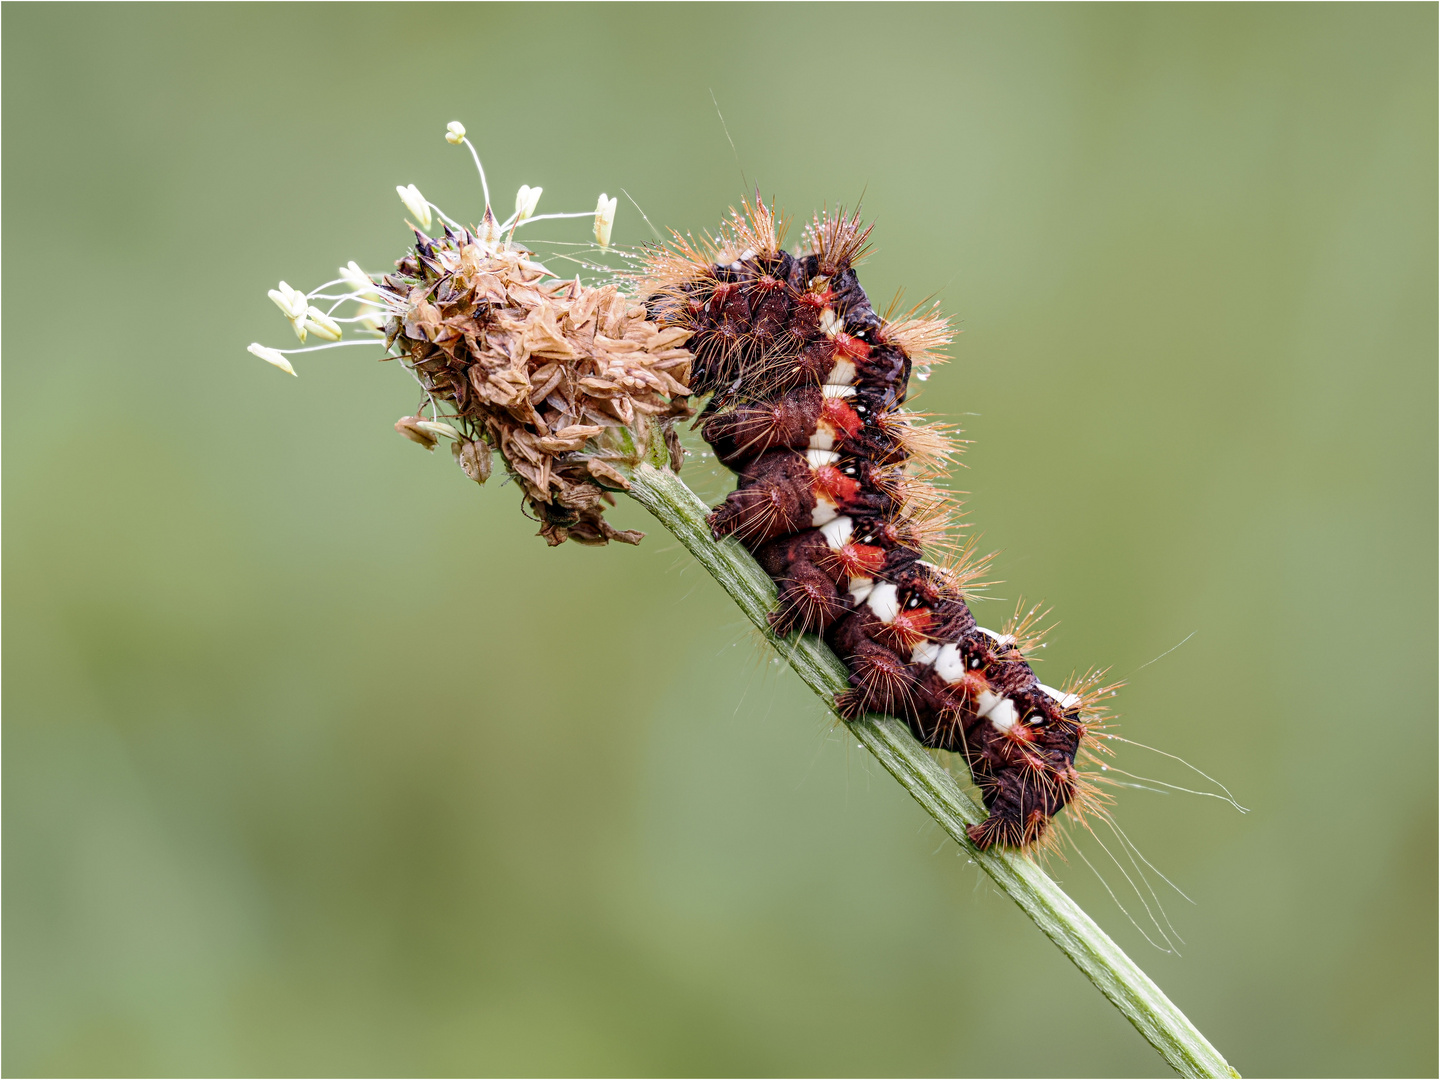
[{"left": 453, "top": 438, "right": 492, "bottom": 484}]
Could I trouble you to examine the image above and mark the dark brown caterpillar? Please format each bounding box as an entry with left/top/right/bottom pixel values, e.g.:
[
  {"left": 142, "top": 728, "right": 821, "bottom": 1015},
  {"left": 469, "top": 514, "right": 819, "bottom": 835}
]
[{"left": 643, "top": 200, "right": 1107, "bottom": 849}]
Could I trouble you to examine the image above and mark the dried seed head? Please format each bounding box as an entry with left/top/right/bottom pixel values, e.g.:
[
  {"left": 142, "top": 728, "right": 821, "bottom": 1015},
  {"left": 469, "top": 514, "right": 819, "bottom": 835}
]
[
  {"left": 380, "top": 225, "right": 692, "bottom": 544},
  {"left": 254, "top": 141, "right": 690, "bottom": 545}
]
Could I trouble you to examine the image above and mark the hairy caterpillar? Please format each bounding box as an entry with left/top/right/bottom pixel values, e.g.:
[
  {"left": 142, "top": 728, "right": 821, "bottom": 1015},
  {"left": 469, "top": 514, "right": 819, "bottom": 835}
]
[
  {"left": 640, "top": 200, "right": 1111, "bottom": 850},
  {"left": 251, "top": 145, "right": 1119, "bottom": 853}
]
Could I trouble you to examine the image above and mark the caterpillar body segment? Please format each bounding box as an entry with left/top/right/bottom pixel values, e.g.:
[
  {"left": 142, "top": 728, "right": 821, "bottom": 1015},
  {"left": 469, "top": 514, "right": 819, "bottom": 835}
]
[{"left": 642, "top": 199, "right": 1096, "bottom": 850}]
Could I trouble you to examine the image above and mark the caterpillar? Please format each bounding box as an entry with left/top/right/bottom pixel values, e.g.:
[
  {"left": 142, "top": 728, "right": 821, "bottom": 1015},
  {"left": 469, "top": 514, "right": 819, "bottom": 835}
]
[{"left": 641, "top": 199, "right": 1108, "bottom": 850}]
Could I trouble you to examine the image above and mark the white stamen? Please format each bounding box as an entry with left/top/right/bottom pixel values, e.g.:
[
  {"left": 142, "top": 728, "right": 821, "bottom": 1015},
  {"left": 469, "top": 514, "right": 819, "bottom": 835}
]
[
  {"left": 593, "top": 193, "right": 618, "bottom": 249},
  {"left": 445, "top": 120, "right": 467, "bottom": 145},
  {"left": 248, "top": 342, "right": 296, "bottom": 376},
  {"left": 268, "top": 287, "right": 311, "bottom": 340},
  {"left": 268, "top": 281, "right": 308, "bottom": 320},
  {"left": 458, "top": 136, "right": 492, "bottom": 210},
  {"left": 356, "top": 308, "right": 387, "bottom": 332},
  {"left": 514, "top": 184, "right": 542, "bottom": 222},
  {"left": 819, "top": 516, "right": 853, "bottom": 550},
  {"left": 397, "top": 184, "right": 433, "bottom": 230},
  {"left": 415, "top": 420, "right": 460, "bottom": 442},
  {"left": 338, "top": 261, "right": 378, "bottom": 297},
  {"left": 304, "top": 307, "right": 343, "bottom": 342},
  {"left": 805, "top": 448, "right": 839, "bottom": 470},
  {"left": 866, "top": 582, "right": 900, "bottom": 623}
]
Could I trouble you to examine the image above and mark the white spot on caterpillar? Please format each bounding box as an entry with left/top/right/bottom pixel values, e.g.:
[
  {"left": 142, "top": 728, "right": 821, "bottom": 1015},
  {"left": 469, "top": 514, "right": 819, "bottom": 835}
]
[
  {"left": 820, "top": 385, "right": 856, "bottom": 399},
  {"left": 806, "top": 449, "right": 840, "bottom": 470},
  {"left": 827, "top": 359, "right": 857, "bottom": 386},
  {"left": 975, "top": 626, "right": 1017, "bottom": 649},
  {"left": 810, "top": 495, "right": 839, "bottom": 527},
  {"left": 866, "top": 582, "right": 900, "bottom": 623},
  {"left": 1040, "top": 683, "right": 1082, "bottom": 710},
  {"left": 819, "top": 308, "right": 842, "bottom": 337},
  {"left": 974, "top": 690, "right": 1002, "bottom": 717},
  {"left": 933, "top": 643, "right": 967, "bottom": 683},
  {"left": 808, "top": 422, "right": 836, "bottom": 451},
  {"left": 820, "top": 516, "right": 853, "bottom": 550},
  {"left": 847, "top": 577, "right": 875, "bottom": 604},
  {"left": 911, "top": 641, "right": 941, "bottom": 667},
  {"left": 986, "top": 698, "right": 1019, "bottom": 732}
]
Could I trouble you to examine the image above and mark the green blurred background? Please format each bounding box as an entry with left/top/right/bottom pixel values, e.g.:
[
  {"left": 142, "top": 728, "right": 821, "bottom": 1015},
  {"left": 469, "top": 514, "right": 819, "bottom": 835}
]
[{"left": 4, "top": 4, "right": 1435, "bottom": 1076}]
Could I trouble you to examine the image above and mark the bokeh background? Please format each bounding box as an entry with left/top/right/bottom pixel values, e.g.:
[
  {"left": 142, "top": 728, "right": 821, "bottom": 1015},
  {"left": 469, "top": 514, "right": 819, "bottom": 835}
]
[{"left": 4, "top": 4, "right": 1435, "bottom": 1076}]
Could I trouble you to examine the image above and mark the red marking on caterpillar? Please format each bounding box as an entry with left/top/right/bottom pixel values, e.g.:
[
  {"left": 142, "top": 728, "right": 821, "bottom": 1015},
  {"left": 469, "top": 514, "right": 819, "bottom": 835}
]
[{"left": 641, "top": 197, "right": 1108, "bottom": 851}]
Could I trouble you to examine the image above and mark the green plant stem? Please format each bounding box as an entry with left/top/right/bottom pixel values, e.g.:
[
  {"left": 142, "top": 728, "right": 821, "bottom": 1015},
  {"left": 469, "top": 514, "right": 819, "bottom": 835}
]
[{"left": 623, "top": 460, "right": 1238, "bottom": 1080}]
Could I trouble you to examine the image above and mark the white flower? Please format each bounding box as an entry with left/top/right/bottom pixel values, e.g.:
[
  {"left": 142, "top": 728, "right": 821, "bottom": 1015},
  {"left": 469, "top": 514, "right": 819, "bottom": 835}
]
[
  {"left": 445, "top": 120, "right": 466, "bottom": 145},
  {"left": 514, "top": 184, "right": 542, "bottom": 222},
  {"left": 414, "top": 419, "right": 461, "bottom": 442},
  {"left": 304, "top": 307, "right": 343, "bottom": 342},
  {"left": 248, "top": 342, "right": 296, "bottom": 376},
  {"left": 396, "top": 184, "right": 433, "bottom": 230},
  {"left": 593, "top": 193, "right": 617, "bottom": 249},
  {"left": 338, "top": 261, "right": 378, "bottom": 297},
  {"left": 267, "top": 280, "right": 308, "bottom": 320}
]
